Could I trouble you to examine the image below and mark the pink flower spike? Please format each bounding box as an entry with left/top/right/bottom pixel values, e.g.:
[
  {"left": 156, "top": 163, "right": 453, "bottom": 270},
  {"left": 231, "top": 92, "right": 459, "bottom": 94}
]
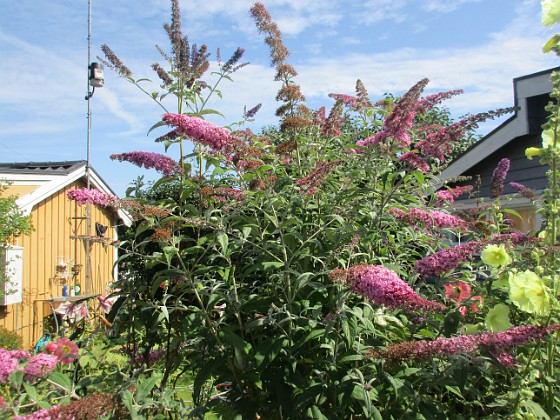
[
  {"left": 330, "top": 265, "right": 445, "bottom": 312},
  {"left": 67, "top": 188, "right": 121, "bottom": 208},
  {"left": 110, "top": 151, "right": 182, "bottom": 177},
  {"left": 160, "top": 114, "right": 232, "bottom": 152}
]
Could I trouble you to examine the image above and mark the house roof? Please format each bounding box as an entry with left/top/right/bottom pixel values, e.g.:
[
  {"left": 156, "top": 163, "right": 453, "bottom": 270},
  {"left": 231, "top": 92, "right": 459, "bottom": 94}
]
[
  {"left": 439, "top": 67, "right": 560, "bottom": 183},
  {"left": 0, "top": 160, "right": 132, "bottom": 226}
]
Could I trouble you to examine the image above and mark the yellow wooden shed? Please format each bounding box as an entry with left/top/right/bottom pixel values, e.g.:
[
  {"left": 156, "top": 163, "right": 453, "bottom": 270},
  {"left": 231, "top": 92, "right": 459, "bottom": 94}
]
[{"left": 0, "top": 161, "right": 131, "bottom": 348}]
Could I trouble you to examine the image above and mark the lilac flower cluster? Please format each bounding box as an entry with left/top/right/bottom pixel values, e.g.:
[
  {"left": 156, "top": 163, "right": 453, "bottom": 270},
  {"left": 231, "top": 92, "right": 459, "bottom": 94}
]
[
  {"left": 415, "top": 232, "right": 534, "bottom": 278},
  {"left": 13, "top": 408, "right": 53, "bottom": 420},
  {"left": 67, "top": 188, "right": 121, "bottom": 207},
  {"left": 212, "top": 187, "right": 246, "bottom": 202},
  {"left": 490, "top": 158, "right": 510, "bottom": 199},
  {"left": 373, "top": 323, "right": 560, "bottom": 367},
  {"left": 110, "top": 151, "right": 182, "bottom": 177},
  {"left": 330, "top": 265, "right": 445, "bottom": 312},
  {"left": 159, "top": 113, "right": 231, "bottom": 152},
  {"left": 328, "top": 93, "right": 357, "bottom": 108},
  {"left": 357, "top": 78, "right": 429, "bottom": 149},
  {"left": 388, "top": 207, "right": 468, "bottom": 231}
]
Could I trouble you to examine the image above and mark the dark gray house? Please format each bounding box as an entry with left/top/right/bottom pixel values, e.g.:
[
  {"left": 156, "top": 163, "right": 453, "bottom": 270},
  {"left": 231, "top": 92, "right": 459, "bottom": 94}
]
[{"left": 440, "top": 67, "right": 559, "bottom": 233}]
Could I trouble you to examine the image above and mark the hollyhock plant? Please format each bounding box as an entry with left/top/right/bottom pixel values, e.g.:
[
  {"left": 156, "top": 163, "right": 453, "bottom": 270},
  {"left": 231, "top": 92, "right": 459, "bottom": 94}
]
[
  {"left": 480, "top": 244, "right": 512, "bottom": 268},
  {"left": 48, "top": 338, "right": 79, "bottom": 364},
  {"left": 509, "top": 270, "right": 551, "bottom": 316},
  {"left": 330, "top": 265, "right": 445, "bottom": 312},
  {"left": 444, "top": 281, "right": 471, "bottom": 302}
]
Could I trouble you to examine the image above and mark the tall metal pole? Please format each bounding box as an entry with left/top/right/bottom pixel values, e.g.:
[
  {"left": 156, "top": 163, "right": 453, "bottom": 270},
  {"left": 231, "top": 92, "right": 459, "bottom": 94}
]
[{"left": 85, "top": 0, "right": 93, "bottom": 295}]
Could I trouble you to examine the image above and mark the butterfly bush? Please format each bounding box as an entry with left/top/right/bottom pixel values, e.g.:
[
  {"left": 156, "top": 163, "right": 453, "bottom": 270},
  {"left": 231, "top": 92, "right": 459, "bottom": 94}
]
[
  {"left": 67, "top": 188, "right": 121, "bottom": 207},
  {"left": 371, "top": 323, "right": 560, "bottom": 368},
  {"left": 110, "top": 151, "right": 183, "bottom": 177},
  {"left": 330, "top": 265, "right": 445, "bottom": 312},
  {"left": 159, "top": 113, "right": 232, "bottom": 152},
  {"left": 415, "top": 232, "right": 535, "bottom": 278}
]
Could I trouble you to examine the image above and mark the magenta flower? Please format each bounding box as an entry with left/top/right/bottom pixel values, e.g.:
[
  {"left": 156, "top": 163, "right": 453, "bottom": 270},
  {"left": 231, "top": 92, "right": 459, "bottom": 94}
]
[
  {"left": 415, "top": 108, "right": 513, "bottom": 162},
  {"left": 388, "top": 207, "right": 467, "bottom": 231},
  {"left": 67, "top": 188, "right": 121, "bottom": 207},
  {"left": 110, "top": 151, "right": 182, "bottom": 177},
  {"left": 330, "top": 265, "right": 445, "bottom": 312},
  {"left": 509, "top": 182, "right": 536, "bottom": 200},
  {"left": 415, "top": 232, "right": 535, "bottom": 278},
  {"left": 23, "top": 354, "right": 58, "bottom": 380},
  {"left": 374, "top": 323, "right": 560, "bottom": 367},
  {"left": 51, "top": 338, "right": 79, "bottom": 364},
  {"left": 398, "top": 152, "right": 430, "bottom": 173},
  {"left": 159, "top": 113, "right": 231, "bottom": 152},
  {"left": 296, "top": 160, "right": 342, "bottom": 194},
  {"left": 357, "top": 79, "right": 429, "bottom": 149},
  {"left": 491, "top": 158, "right": 510, "bottom": 199},
  {"left": 415, "top": 90, "right": 464, "bottom": 114},
  {"left": 0, "top": 350, "right": 20, "bottom": 382}
]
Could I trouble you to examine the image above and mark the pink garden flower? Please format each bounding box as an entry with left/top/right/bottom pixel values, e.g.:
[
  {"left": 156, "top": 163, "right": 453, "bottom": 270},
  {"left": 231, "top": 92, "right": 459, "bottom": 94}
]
[
  {"left": 50, "top": 338, "right": 79, "bottom": 364},
  {"left": 388, "top": 207, "right": 467, "bottom": 231},
  {"left": 110, "top": 151, "right": 182, "bottom": 177},
  {"left": 490, "top": 158, "right": 510, "bottom": 199},
  {"left": 159, "top": 113, "right": 232, "bottom": 152},
  {"left": 415, "top": 232, "right": 534, "bottom": 278},
  {"left": 372, "top": 323, "right": 560, "bottom": 367},
  {"left": 357, "top": 79, "right": 429, "bottom": 149},
  {"left": 415, "top": 90, "right": 464, "bottom": 114},
  {"left": 330, "top": 264, "right": 445, "bottom": 312},
  {"left": 0, "top": 350, "right": 22, "bottom": 382},
  {"left": 444, "top": 281, "right": 471, "bottom": 302},
  {"left": 398, "top": 152, "right": 430, "bottom": 173},
  {"left": 23, "top": 353, "right": 58, "bottom": 380},
  {"left": 67, "top": 188, "right": 121, "bottom": 207}
]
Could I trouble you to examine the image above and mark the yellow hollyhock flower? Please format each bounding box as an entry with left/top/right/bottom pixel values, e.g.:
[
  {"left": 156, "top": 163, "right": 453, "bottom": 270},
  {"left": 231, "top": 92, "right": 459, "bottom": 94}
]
[
  {"left": 480, "top": 244, "right": 512, "bottom": 268},
  {"left": 509, "top": 270, "right": 551, "bottom": 316},
  {"left": 485, "top": 303, "right": 512, "bottom": 332},
  {"left": 542, "top": 0, "right": 560, "bottom": 26},
  {"left": 525, "top": 147, "right": 543, "bottom": 160}
]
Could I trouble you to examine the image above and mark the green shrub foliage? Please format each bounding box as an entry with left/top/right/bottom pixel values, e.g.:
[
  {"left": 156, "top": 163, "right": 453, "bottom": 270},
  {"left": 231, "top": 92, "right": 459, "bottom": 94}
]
[{"left": 56, "top": 0, "right": 560, "bottom": 418}]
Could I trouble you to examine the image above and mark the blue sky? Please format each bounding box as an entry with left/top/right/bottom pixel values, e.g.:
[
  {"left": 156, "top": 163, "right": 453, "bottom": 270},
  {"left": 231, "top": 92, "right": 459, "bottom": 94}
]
[{"left": 0, "top": 0, "right": 558, "bottom": 196}]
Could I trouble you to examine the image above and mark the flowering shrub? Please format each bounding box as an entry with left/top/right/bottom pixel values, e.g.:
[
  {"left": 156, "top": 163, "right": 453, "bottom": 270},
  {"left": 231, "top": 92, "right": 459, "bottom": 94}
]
[{"left": 13, "top": 0, "right": 560, "bottom": 418}]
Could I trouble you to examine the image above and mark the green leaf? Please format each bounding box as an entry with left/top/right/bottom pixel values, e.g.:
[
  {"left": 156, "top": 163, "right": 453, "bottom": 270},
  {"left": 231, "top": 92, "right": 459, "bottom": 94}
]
[
  {"left": 23, "top": 381, "right": 39, "bottom": 402},
  {"left": 444, "top": 385, "right": 463, "bottom": 399},
  {"left": 147, "top": 120, "right": 167, "bottom": 135},
  {"left": 137, "top": 375, "right": 160, "bottom": 402},
  {"left": 216, "top": 231, "right": 229, "bottom": 255},
  {"left": 49, "top": 371, "right": 73, "bottom": 391}
]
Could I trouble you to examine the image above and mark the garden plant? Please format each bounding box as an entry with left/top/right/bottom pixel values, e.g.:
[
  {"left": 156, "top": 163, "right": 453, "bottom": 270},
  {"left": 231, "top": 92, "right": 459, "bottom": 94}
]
[{"left": 3, "top": 0, "right": 560, "bottom": 418}]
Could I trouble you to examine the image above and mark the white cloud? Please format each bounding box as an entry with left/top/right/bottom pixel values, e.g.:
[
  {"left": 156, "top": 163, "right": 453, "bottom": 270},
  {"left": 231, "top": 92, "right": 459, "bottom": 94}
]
[{"left": 422, "top": 0, "right": 482, "bottom": 13}]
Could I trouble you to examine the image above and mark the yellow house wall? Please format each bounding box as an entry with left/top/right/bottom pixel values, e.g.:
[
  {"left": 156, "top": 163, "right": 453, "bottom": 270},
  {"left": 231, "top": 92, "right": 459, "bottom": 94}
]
[{"left": 1, "top": 179, "right": 118, "bottom": 348}]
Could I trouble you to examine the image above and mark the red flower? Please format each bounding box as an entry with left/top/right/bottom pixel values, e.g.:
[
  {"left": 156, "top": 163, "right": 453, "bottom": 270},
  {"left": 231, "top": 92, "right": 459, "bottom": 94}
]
[
  {"left": 444, "top": 282, "right": 471, "bottom": 302},
  {"left": 52, "top": 338, "right": 79, "bottom": 364}
]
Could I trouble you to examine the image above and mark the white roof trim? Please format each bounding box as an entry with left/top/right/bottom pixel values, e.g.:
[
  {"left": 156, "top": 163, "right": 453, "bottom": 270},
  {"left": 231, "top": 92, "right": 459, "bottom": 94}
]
[
  {"left": 440, "top": 70, "right": 555, "bottom": 183},
  {"left": 13, "top": 166, "right": 132, "bottom": 226}
]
